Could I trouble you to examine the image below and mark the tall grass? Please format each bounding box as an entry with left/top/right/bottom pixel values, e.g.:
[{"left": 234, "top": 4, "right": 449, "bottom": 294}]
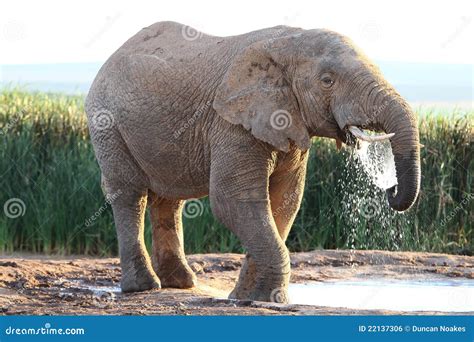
[{"left": 0, "top": 89, "right": 472, "bottom": 255}]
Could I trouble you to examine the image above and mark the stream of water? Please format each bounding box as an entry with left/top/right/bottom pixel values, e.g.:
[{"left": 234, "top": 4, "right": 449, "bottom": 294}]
[
  {"left": 355, "top": 140, "right": 397, "bottom": 190},
  {"left": 338, "top": 139, "right": 414, "bottom": 250}
]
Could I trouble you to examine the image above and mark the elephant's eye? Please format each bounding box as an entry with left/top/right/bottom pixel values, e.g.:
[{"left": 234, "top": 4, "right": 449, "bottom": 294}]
[{"left": 321, "top": 74, "right": 334, "bottom": 88}]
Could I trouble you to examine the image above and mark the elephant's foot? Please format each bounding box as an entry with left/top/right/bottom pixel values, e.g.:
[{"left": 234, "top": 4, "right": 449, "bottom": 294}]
[
  {"left": 250, "top": 286, "right": 289, "bottom": 303},
  {"left": 229, "top": 266, "right": 290, "bottom": 303},
  {"left": 229, "top": 255, "right": 257, "bottom": 299},
  {"left": 155, "top": 252, "right": 197, "bottom": 289},
  {"left": 120, "top": 261, "right": 161, "bottom": 293},
  {"left": 228, "top": 283, "right": 252, "bottom": 300},
  {"left": 230, "top": 284, "right": 289, "bottom": 304}
]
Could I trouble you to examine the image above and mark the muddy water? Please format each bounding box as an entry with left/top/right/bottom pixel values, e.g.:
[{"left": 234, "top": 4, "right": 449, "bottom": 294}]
[{"left": 289, "top": 279, "right": 474, "bottom": 312}]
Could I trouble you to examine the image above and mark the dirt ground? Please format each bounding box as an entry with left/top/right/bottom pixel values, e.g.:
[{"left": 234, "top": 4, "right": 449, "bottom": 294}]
[{"left": 0, "top": 250, "right": 472, "bottom": 315}]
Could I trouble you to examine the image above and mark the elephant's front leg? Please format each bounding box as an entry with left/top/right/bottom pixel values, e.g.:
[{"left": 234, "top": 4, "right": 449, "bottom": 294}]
[
  {"left": 210, "top": 154, "right": 291, "bottom": 303},
  {"left": 228, "top": 161, "right": 308, "bottom": 301}
]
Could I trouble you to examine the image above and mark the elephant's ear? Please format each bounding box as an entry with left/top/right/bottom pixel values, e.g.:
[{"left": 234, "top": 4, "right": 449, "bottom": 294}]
[{"left": 213, "top": 38, "right": 311, "bottom": 152}]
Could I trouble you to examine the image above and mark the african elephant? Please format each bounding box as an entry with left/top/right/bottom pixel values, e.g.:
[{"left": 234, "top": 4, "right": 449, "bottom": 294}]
[{"left": 85, "top": 21, "right": 420, "bottom": 303}]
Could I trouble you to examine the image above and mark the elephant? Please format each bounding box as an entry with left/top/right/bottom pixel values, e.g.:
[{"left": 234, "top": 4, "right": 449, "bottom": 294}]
[{"left": 85, "top": 21, "right": 421, "bottom": 303}]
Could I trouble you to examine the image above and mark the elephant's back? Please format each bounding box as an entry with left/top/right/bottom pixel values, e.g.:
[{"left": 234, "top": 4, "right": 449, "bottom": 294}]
[
  {"left": 86, "top": 22, "right": 232, "bottom": 111},
  {"left": 86, "top": 21, "right": 301, "bottom": 109},
  {"left": 111, "top": 21, "right": 224, "bottom": 56}
]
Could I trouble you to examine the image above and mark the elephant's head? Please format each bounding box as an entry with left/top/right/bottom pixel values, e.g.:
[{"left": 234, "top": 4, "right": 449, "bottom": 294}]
[{"left": 213, "top": 28, "right": 420, "bottom": 212}]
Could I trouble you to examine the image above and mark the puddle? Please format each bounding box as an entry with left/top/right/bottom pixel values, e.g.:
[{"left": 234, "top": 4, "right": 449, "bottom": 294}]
[
  {"left": 61, "top": 279, "right": 474, "bottom": 313},
  {"left": 81, "top": 284, "right": 121, "bottom": 294},
  {"left": 288, "top": 279, "right": 474, "bottom": 312},
  {"left": 63, "top": 281, "right": 121, "bottom": 301}
]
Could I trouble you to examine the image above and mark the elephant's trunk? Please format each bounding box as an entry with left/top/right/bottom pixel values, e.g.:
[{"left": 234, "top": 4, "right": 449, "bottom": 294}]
[{"left": 377, "top": 98, "right": 421, "bottom": 211}]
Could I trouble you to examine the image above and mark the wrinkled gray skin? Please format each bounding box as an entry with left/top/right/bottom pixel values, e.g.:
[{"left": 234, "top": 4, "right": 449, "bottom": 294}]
[{"left": 85, "top": 21, "right": 420, "bottom": 303}]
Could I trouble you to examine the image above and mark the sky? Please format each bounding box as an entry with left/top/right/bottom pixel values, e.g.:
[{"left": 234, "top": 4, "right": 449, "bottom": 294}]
[{"left": 0, "top": 0, "right": 473, "bottom": 65}]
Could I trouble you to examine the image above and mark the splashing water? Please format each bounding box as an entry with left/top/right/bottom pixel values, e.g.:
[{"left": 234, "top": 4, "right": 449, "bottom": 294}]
[
  {"left": 338, "top": 141, "right": 414, "bottom": 252},
  {"left": 355, "top": 140, "right": 397, "bottom": 190}
]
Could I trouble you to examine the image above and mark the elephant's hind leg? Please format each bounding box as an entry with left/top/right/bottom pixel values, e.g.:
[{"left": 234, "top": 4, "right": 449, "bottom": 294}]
[
  {"left": 111, "top": 188, "right": 161, "bottom": 292},
  {"left": 148, "top": 192, "right": 197, "bottom": 288},
  {"left": 88, "top": 117, "right": 159, "bottom": 292}
]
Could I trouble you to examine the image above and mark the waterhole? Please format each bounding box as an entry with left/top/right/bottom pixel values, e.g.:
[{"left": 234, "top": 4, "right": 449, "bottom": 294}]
[{"left": 288, "top": 279, "right": 474, "bottom": 312}]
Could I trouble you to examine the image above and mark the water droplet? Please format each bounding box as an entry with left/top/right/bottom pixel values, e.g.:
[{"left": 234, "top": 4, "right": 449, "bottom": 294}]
[{"left": 338, "top": 141, "right": 413, "bottom": 252}]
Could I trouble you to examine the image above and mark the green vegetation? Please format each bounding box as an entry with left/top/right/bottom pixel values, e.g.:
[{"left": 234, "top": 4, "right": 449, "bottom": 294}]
[{"left": 1, "top": 89, "right": 472, "bottom": 256}]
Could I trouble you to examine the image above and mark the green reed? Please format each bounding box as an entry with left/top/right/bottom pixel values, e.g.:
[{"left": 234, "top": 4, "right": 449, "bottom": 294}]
[{"left": 0, "top": 89, "right": 472, "bottom": 255}]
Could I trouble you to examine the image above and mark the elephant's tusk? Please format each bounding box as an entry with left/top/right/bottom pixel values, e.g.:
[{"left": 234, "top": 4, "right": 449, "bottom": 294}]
[{"left": 348, "top": 126, "right": 395, "bottom": 142}]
